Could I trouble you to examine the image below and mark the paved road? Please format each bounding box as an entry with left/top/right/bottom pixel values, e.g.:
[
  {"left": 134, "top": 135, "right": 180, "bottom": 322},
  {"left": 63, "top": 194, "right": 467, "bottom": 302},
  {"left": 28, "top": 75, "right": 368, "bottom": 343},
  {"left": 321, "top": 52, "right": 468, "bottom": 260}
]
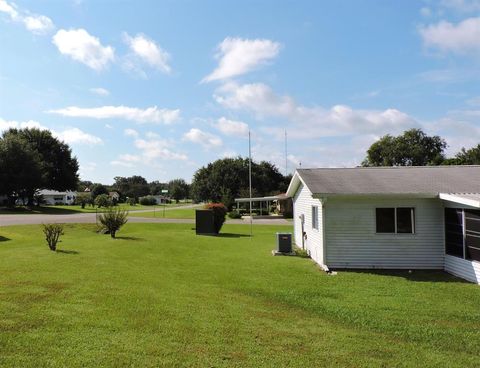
[{"left": 0, "top": 212, "right": 291, "bottom": 226}]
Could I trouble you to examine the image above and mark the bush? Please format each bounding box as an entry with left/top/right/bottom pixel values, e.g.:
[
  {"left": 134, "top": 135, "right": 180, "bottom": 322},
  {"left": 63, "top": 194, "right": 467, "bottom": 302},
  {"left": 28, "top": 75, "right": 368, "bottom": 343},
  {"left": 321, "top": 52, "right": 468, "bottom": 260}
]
[
  {"left": 139, "top": 195, "right": 157, "bottom": 206},
  {"left": 42, "top": 223, "right": 64, "bottom": 251},
  {"left": 94, "top": 194, "right": 112, "bottom": 208},
  {"left": 228, "top": 210, "right": 242, "bottom": 219},
  {"left": 127, "top": 197, "right": 136, "bottom": 206},
  {"left": 76, "top": 192, "right": 92, "bottom": 209},
  {"left": 98, "top": 208, "right": 128, "bottom": 238},
  {"left": 205, "top": 203, "right": 227, "bottom": 233}
]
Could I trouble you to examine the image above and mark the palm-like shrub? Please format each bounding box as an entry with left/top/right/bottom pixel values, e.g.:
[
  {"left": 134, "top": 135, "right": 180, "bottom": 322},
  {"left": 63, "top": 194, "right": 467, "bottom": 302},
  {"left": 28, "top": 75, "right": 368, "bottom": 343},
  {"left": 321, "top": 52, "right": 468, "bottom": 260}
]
[
  {"left": 205, "top": 203, "right": 227, "bottom": 233},
  {"left": 42, "top": 223, "right": 64, "bottom": 251},
  {"left": 98, "top": 208, "right": 128, "bottom": 238}
]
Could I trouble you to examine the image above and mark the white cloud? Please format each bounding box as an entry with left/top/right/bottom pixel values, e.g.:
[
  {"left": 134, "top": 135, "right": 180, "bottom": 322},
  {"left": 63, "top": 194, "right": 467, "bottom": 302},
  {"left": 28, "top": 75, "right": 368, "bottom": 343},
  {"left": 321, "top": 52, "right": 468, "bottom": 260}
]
[
  {"left": 215, "top": 117, "right": 249, "bottom": 137},
  {"left": 183, "top": 128, "right": 223, "bottom": 148},
  {"left": 0, "top": 118, "right": 48, "bottom": 132},
  {"left": 419, "top": 17, "right": 480, "bottom": 55},
  {"left": 440, "top": 0, "right": 480, "bottom": 12},
  {"left": 215, "top": 82, "right": 417, "bottom": 138},
  {"left": 123, "top": 33, "right": 171, "bottom": 75},
  {"left": 202, "top": 37, "right": 281, "bottom": 82},
  {"left": 52, "top": 28, "right": 114, "bottom": 71},
  {"left": 90, "top": 87, "right": 110, "bottom": 96},
  {"left": 47, "top": 105, "right": 180, "bottom": 124},
  {"left": 0, "top": 0, "right": 54, "bottom": 34},
  {"left": 124, "top": 128, "right": 139, "bottom": 137},
  {"left": 53, "top": 127, "right": 102, "bottom": 145},
  {"left": 0, "top": 118, "right": 102, "bottom": 146},
  {"left": 134, "top": 138, "right": 188, "bottom": 161}
]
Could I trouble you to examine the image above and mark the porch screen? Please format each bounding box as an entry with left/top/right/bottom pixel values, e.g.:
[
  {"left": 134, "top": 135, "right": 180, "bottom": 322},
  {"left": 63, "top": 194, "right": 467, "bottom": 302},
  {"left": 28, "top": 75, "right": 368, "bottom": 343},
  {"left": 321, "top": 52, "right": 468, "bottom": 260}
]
[
  {"left": 445, "top": 208, "right": 464, "bottom": 258},
  {"left": 465, "top": 210, "right": 480, "bottom": 262}
]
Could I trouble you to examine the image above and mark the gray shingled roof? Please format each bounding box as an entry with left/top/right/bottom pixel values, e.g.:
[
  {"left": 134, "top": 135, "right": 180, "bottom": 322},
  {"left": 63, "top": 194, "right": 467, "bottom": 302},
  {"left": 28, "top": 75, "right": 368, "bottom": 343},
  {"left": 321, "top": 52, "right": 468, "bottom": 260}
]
[{"left": 296, "top": 166, "right": 480, "bottom": 195}]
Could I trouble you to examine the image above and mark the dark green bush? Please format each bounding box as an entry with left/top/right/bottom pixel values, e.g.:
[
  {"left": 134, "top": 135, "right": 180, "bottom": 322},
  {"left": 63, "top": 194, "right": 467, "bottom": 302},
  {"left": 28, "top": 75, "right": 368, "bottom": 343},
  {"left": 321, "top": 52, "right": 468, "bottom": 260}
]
[
  {"left": 127, "top": 197, "right": 136, "bottom": 206},
  {"left": 204, "top": 203, "right": 227, "bottom": 233},
  {"left": 98, "top": 208, "right": 128, "bottom": 238},
  {"left": 94, "top": 194, "right": 112, "bottom": 208},
  {"left": 228, "top": 210, "right": 242, "bottom": 219},
  {"left": 139, "top": 195, "right": 157, "bottom": 206},
  {"left": 42, "top": 223, "right": 64, "bottom": 251}
]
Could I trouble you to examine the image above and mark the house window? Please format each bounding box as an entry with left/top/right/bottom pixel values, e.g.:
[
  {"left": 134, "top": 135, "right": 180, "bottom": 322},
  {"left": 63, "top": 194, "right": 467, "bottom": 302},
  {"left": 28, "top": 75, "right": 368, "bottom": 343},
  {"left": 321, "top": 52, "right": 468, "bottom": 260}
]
[
  {"left": 376, "top": 207, "right": 415, "bottom": 234},
  {"left": 312, "top": 206, "right": 319, "bottom": 230}
]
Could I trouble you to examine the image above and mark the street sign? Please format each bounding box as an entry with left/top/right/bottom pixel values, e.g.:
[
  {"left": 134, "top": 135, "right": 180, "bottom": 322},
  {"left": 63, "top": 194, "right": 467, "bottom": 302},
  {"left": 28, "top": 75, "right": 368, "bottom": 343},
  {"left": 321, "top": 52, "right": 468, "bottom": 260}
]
[{"left": 161, "top": 189, "right": 168, "bottom": 193}]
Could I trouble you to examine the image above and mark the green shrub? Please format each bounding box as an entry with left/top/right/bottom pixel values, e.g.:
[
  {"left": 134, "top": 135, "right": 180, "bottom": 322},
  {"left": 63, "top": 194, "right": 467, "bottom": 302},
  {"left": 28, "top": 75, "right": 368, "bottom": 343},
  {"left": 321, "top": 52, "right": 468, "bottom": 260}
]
[
  {"left": 294, "top": 246, "right": 309, "bottom": 258},
  {"left": 139, "top": 195, "right": 157, "bottom": 206},
  {"left": 98, "top": 208, "right": 128, "bottom": 238},
  {"left": 76, "top": 192, "right": 92, "bottom": 209},
  {"left": 94, "top": 194, "right": 112, "bottom": 208},
  {"left": 127, "top": 197, "right": 136, "bottom": 206},
  {"left": 42, "top": 223, "right": 64, "bottom": 251},
  {"left": 228, "top": 210, "right": 242, "bottom": 219},
  {"left": 204, "top": 203, "right": 227, "bottom": 233}
]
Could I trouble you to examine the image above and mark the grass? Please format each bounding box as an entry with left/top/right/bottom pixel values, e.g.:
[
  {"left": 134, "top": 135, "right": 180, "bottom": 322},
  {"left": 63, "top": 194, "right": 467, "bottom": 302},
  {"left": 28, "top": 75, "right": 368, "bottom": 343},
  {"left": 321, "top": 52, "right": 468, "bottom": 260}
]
[
  {"left": 0, "top": 223, "right": 480, "bottom": 367},
  {"left": 129, "top": 205, "right": 202, "bottom": 219}
]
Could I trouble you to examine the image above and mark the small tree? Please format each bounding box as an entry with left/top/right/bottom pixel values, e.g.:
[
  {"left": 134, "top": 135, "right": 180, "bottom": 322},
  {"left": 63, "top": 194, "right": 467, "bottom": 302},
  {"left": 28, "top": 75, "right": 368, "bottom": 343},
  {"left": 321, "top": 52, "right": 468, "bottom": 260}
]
[
  {"left": 42, "top": 223, "right": 64, "bottom": 251},
  {"left": 76, "top": 192, "right": 92, "bottom": 209},
  {"left": 94, "top": 194, "right": 112, "bottom": 208},
  {"left": 205, "top": 203, "right": 227, "bottom": 233},
  {"left": 98, "top": 208, "right": 128, "bottom": 238}
]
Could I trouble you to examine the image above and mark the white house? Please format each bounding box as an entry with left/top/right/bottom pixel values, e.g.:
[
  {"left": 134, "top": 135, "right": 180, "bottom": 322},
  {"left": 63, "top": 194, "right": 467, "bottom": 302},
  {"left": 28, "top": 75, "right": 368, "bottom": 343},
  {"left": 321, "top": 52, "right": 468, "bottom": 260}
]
[
  {"left": 38, "top": 190, "right": 77, "bottom": 205},
  {"left": 286, "top": 166, "right": 480, "bottom": 284}
]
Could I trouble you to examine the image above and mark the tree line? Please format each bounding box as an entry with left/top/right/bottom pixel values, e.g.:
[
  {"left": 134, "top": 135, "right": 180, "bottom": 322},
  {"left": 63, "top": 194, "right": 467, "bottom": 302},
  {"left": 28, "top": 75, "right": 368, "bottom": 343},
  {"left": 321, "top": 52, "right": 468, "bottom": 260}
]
[{"left": 362, "top": 128, "right": 480, "bottom": 166}]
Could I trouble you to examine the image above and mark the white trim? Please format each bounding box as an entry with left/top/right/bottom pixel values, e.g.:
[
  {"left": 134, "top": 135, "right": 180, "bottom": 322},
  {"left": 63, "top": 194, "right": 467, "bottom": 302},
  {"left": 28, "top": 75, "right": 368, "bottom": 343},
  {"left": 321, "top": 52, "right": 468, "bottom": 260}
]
[{"left": 439, "top": 193, "right": 480, "bottom": 208}]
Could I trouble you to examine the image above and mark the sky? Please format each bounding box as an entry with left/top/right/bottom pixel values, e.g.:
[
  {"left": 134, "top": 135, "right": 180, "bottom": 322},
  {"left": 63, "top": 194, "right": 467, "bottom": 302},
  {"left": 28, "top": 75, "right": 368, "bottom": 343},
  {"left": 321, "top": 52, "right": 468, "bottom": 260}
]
[{"left": 1, "top": 0, "right": 480, "bottom": 184}]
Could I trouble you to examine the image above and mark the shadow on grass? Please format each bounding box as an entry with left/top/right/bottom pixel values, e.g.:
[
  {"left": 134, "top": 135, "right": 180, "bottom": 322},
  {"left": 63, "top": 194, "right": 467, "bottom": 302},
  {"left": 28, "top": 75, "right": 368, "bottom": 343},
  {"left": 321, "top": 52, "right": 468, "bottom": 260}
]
[
  {"left": 217, "top": 233, "right": 251, "bottom": 238},
  {"left": 336, "top": 269, "right": 470, "bottom": 284},
  {"left": 0, "top": 206, "right": 85, "bottom": 215},
  {"left": 114, "top": 236, "right": 145, "bottom": 241},
  {"left": 0, "top": 236, "right": 11, "bottom": 242},
  {"left": 56, "top": 249, "right": 79, "bottom": 255}
]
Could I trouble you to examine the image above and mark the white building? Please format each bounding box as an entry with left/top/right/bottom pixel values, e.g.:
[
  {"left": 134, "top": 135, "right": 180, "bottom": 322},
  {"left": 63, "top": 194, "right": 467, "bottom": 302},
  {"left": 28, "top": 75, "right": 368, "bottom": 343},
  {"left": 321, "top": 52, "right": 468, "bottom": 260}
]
[
  {"left": 38, "top": 190, "right": 77, "bottom": 205},
  {"left": 286, "top": 166, "right": 480, "bottom": 284}
]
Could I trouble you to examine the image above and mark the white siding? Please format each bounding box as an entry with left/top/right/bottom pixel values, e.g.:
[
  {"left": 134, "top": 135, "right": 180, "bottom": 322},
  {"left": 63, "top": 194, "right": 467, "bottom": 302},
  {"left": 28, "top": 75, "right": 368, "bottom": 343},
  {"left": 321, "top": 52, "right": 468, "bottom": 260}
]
[
  {"left": 445, "top": 255, "right": 480, "bottom": 283},
  {"left": 293, "top": 183, "right": 324, "bottom": 265},
  {"left": 325, "top": 197, "right": 444, "bottom": 269}
]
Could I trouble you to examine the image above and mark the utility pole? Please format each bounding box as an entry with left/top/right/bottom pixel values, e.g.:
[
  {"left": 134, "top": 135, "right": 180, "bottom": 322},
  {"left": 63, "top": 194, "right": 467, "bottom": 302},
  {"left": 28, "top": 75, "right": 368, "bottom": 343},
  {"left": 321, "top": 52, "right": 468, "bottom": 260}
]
[
  {"left": 285, "top": 129, "right": 288, "bottom": 176},
  {"left": 249, "top": 130, "right": 253, "bottom": 237}
]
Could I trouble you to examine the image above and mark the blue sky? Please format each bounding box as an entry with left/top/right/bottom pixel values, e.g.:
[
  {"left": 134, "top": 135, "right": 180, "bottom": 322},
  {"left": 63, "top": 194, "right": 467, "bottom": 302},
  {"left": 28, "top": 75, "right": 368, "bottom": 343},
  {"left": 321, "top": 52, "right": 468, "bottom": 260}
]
[{"left": 1, "top": 0, "right": 480, "bottom": 184}]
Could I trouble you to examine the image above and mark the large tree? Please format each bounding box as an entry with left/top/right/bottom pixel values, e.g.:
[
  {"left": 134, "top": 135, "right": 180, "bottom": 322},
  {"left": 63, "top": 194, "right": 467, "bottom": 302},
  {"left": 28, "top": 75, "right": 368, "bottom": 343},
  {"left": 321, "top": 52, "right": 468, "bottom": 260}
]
[
  {"left": 363, "top": 129, "right": 447, "bottom": 167},
  {"left": 0, "top": 134, "right": 43, "bottom": 205},
  {"left": 0, "top": 128, "right": 79, "bottom": 204},
  {"left": 191, "top": 157, "right": 286, "bottom": 208},
  {"left": 113, "top": 176, "right": 150, "bottom": 200},
  {"left": 168, "top": 178, "right": 189, "bottom": 203}
]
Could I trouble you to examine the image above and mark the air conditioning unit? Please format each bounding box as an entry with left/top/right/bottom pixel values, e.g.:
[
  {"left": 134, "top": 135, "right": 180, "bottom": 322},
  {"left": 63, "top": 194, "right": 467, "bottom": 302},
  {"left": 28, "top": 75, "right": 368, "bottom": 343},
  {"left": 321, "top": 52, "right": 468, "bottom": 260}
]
[{"left": 276, "top": 232, "right": 292, "bottom": 253}]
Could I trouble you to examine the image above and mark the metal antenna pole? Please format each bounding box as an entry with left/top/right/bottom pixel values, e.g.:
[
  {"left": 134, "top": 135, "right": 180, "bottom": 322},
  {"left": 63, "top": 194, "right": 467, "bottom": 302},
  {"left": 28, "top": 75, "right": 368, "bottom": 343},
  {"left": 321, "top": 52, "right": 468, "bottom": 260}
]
[
  {"left": 285, "top": 129, "right": 288, "bottom": 176},
  {"left": 249, "top": 130, "right": 253, "bottom": 237}
]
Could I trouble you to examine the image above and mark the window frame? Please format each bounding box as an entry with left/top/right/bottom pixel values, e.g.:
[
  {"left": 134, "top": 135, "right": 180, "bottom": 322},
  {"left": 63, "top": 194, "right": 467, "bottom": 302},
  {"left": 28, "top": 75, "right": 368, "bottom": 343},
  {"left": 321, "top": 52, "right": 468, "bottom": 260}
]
[
  {"left": 375, "top": 207, "right": 415, "bottom": 235},
  {"left": 312, "top": 205, "right": 319, "bottom": 231}
]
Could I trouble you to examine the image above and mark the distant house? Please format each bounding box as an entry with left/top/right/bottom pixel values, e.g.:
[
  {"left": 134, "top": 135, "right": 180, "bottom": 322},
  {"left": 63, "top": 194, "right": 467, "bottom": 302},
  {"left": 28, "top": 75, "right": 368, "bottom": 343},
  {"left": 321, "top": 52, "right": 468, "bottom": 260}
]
[
  {"left": 286, "top": 166, "right": 480, "bottom": 284},
  {"left": 152, "top": 195, "right": 168, "bottom": 204},
  {"left": 38, "top": 190, "right": 77, "bottom": 205},
  {"left": 109, "top": 191, "right": 120, "bottom": 201}
]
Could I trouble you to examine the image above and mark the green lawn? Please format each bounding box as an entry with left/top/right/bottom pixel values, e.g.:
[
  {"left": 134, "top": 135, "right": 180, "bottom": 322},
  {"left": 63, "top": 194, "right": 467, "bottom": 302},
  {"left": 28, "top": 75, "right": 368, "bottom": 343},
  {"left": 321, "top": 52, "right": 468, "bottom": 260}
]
[
  {"left": 128, "top": 205, "right": 202, "bottom": 219},
  {"left": 0, "top": 223, "right": 480, "bottom": 367},
  {"left": 0, "top": 204, "right": 153, "bottom": 215}
]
